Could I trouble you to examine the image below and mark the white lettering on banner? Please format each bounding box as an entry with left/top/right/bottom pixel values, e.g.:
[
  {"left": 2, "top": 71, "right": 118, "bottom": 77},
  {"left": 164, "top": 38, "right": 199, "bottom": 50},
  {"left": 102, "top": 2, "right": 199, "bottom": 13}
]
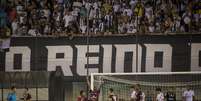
[
  {"left": 115, "top": 44, "right": 142, "bottom": 72},
  {"left": 76, "top": 45, "right": 99, "bottom": 76},
  {"left": 191, "top": 44, "right": 201, "bottom": 71},
  {"left": 5, "top": 47, "right": 31, "bottom": 72},
  {"left": 102, "top": 45, "right": 112, "bottom": 73},
  {"left": 46, "top": 46, "right": 73, "bottom": 76},
  {"left": 145, "top": 44, "right": 172, "bottom": 72},
  {"left": 4, "top": 43, "right": 201, "bottom": 75}
]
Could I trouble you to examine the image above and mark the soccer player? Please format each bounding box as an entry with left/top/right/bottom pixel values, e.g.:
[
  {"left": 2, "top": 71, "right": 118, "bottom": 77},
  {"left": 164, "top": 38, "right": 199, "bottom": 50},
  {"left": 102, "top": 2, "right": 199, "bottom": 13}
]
[
  {"left": 108, "top": 88, "right": 117, "bottom": 101},
  {"left": 7, "top": 86, "right": 17, "bottom": 101},
  {"left": 22, "top": 88, "right": 32, "bottom": 101},
  {"left": 182, "top": 87, "right": 195, "bottom": 101},
  {"left": 135, "top": 84, "right": 145, "bottom": 101},
  {"left": 89, "top": 88, "right": 100, "bottom": 101},
  {"left": 130, "top": 85, "right": 136, "bottom": 101},
  {"left": 77, "top": 90, "right": 87, "bottom": 101},
  {"left": 86, "top": 76, "right": 102, "bottom": 101},
  {"left": 165, "top": 91, "right": 176, "bottom": 101},
  {"left": 156, "top": 88, "right": 164, "bottom": 101},
  {"left": 146, "top": 91, "right": 153, "bottom": 101}
]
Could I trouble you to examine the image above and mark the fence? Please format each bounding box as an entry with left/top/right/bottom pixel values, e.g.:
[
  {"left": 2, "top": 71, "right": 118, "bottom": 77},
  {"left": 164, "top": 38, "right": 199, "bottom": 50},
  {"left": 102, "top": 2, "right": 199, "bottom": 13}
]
[{"left": 0, "top": 71, "right": 49, "bottom": 101}]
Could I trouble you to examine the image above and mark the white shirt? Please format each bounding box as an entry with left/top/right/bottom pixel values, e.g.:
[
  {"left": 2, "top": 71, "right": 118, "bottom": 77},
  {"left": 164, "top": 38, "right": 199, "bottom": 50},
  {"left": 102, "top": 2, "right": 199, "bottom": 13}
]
[
  {"left": 118, "top": 24, "right": 124, "bottom": 33},
  {"left": 28, "top": 29, "right": 37, "bottom": 36},
  {"left": 71, "top": 8, "right": 80, "bottom": 17},
  {"left": 19, "top": 16, "right": 25, "bottom": 24},
  {"left": 123, "top": 8, "right": 133, "bottom": 17},
  {"left": 112, "top": 95, "right": 117, "bottom": 101},
  {"left": 99, "top": 22, "right": 104, "bottom": 32},
  {"left": 80, "top": 25, "right": 87, "bottom": 34},
  {"left": 145, "top": 6, "right": 153, "bottom": 19},
  {"left": 129, "top": 0, "right": 137, "bottom": 7},
  {"left": 148, "top": 26, "right": 155, "bottom": 33},
  {"left": 63, "top": 14, "right": 73, "bottom": 27},
  {"left": 183, "top": 13, "right": 191, "bottom": 24},
  {"left": 93, "top": 2, "right": 99, "bottom": 10},
  {"left": 113, "top": 4, "right": 120, "bottom": 13},
  {"left": 183, "top": 90, "right": 194, "bottom": 101},
  {"left": 84, "top": 2, "right": 92, "bottom": 11},
  {"left": 183, "top": 16, "right": 191, "bottom": 24},
  {"left": 127, "top": 28, "right": 137, "bottom": 34},
  {"left": 12, "top": 21, "right": 18, "bottom": 34},
  {"left": 156, "top": 92, "right": 164, "bottom": 101},
  {"left": 131, "top": 91, "right": 145, "bottom": 101},
  {"left": 44, "top": 25, "right": 51, "bottom": 34},
  {"left": 131, "top": 90, "right": 136, "bottom": 99},
  {"left": 43, "top": 9, "right": 50, "bottom": 18},
  {"left": 89, "top": 9, "right": 96, "bottom": 19},
  {"left": 141, "top": 92, "right": 145, "bottom": 101}
]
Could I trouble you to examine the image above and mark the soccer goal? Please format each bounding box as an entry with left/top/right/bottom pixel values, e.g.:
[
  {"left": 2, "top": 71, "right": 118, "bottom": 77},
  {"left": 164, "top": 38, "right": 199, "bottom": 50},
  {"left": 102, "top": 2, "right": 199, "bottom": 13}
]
[{"left": 90, "top": 72, "right": 201, "bottom": 101}]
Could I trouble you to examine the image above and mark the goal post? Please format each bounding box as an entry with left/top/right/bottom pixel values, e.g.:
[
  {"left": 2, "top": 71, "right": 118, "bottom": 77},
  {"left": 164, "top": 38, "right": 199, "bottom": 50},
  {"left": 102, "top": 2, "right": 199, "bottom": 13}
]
[{"left": 91, "top": 72, "right": 201, "bottom": 101}]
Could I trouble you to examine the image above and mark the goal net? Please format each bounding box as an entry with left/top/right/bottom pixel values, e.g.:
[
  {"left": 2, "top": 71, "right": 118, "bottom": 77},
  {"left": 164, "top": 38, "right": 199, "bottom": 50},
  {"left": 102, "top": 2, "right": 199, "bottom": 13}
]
[{"left": 90, "top": 72, "right": 201, "bottom": 101}]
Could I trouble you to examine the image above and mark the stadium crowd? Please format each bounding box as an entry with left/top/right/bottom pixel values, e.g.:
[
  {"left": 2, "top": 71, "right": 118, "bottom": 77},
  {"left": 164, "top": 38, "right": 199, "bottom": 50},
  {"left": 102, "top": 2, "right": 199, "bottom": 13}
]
[{"left": 0, "top": 0, "right": 201, "bottom": 37}]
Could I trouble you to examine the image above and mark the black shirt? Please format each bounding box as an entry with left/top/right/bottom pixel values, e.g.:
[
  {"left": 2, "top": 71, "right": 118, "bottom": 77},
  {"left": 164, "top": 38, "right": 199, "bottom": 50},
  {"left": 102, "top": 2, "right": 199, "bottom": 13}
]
[{"left": 165, "top": 92, "right": 176, "bottom": 101}]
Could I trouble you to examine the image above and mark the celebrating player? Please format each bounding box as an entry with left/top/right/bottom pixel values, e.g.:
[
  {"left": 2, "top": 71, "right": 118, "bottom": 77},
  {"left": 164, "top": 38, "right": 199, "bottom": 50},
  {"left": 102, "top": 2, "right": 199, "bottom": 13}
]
[
  {"left": 108, "top": 88, "right": 117, "bottom": 101},
  {"left": 182, "top": 87, "right": 195, "bottom": 101},
  {"left": 156, "top": 88, "right": 164, "bottom": 101},
  {"left": 130, "top": 85, "right": 136, "bottom": 101}
]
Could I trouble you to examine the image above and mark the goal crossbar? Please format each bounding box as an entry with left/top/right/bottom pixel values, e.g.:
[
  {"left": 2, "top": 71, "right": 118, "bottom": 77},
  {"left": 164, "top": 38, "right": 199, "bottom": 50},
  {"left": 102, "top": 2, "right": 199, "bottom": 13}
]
[{"left": 90, "top": 71, "right": 201, "bottom": 90}]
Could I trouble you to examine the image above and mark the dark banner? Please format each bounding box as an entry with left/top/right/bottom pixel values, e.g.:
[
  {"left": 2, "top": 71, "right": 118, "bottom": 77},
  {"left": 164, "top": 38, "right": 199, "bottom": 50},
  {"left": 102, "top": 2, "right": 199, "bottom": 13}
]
[{"left": 0, "top": 35, "right": 201, "bottom": 78}]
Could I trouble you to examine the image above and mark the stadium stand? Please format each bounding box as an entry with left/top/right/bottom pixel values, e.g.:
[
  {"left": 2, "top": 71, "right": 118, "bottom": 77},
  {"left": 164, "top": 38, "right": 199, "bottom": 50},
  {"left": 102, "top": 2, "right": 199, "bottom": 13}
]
[{"left": 0, "top": 0, "right": 201, "bottom": 37}]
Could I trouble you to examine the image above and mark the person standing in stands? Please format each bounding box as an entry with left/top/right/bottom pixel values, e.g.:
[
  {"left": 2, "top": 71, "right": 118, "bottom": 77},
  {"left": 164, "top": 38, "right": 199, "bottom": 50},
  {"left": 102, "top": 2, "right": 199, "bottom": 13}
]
[{"left": 7, "top": 86, "right": 17, "bottom": 101}]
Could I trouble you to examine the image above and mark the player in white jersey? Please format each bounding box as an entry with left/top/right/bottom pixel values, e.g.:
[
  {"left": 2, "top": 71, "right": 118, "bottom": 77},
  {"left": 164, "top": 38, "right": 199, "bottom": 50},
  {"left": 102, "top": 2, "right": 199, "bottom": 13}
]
[
  {"left": 156, "top": 88, "right": 164, "bottom": 101},
  {"left": 130, "top": 85, "right": 136, "bottom": 101},
  {"left": 183, "top": 88, "right": 195, "bottom": 101},
  {"left": 130, "top": 84, "right": 145, "bottom": 101}
]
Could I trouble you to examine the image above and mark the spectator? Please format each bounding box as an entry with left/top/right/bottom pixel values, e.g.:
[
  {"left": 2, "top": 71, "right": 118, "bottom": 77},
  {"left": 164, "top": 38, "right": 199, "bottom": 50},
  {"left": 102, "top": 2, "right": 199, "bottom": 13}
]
[
  {"left": 11, "top": 18, "right": 18, "bottom": 35},
  {"left": 0, "top": 9, "right": 7, "bottom": 28},
  {"left": 148, "top": 22, "right": 155, "bottom": 33},
  {"left": 144, "top": 3, "right": 153, "bottom": 23},
  {"left": 182, "top": 11, "right": 191, "bottom": 32},
  {"left": 43, "top": 6, "right": 51, "bottom": 19},
  {"left": 130, "top": 0, "right": 137, "bottom": 10},
  {"left": 8, "top": 7, "right": 17, "bottom": 23},
  {"left": 113, "top": 2, "right": 120, "bottom": 14},
  {"left": 44, "top": 23, "right": 51, "bottom": 35},
  {"left": 164, "top": 16, "right": 173, "bottom": 34},
  {"left": 28, "top": 25, "right": 38, "bottom": 36},
  {"left": 63, "top": 11, "right": 74, "bottom": 32},
  {"left": 1, "top": 0, "right": 201, "bottom": 37},
  {"left": 104, "top": 11, "right": 113, "bottom": 33}
]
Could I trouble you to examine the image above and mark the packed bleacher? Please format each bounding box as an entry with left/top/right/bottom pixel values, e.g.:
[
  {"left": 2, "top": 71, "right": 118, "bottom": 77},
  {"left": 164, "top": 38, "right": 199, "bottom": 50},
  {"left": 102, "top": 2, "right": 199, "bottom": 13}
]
[{"left": 0, "top": 0, "right": 201, "bottom": 38}]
